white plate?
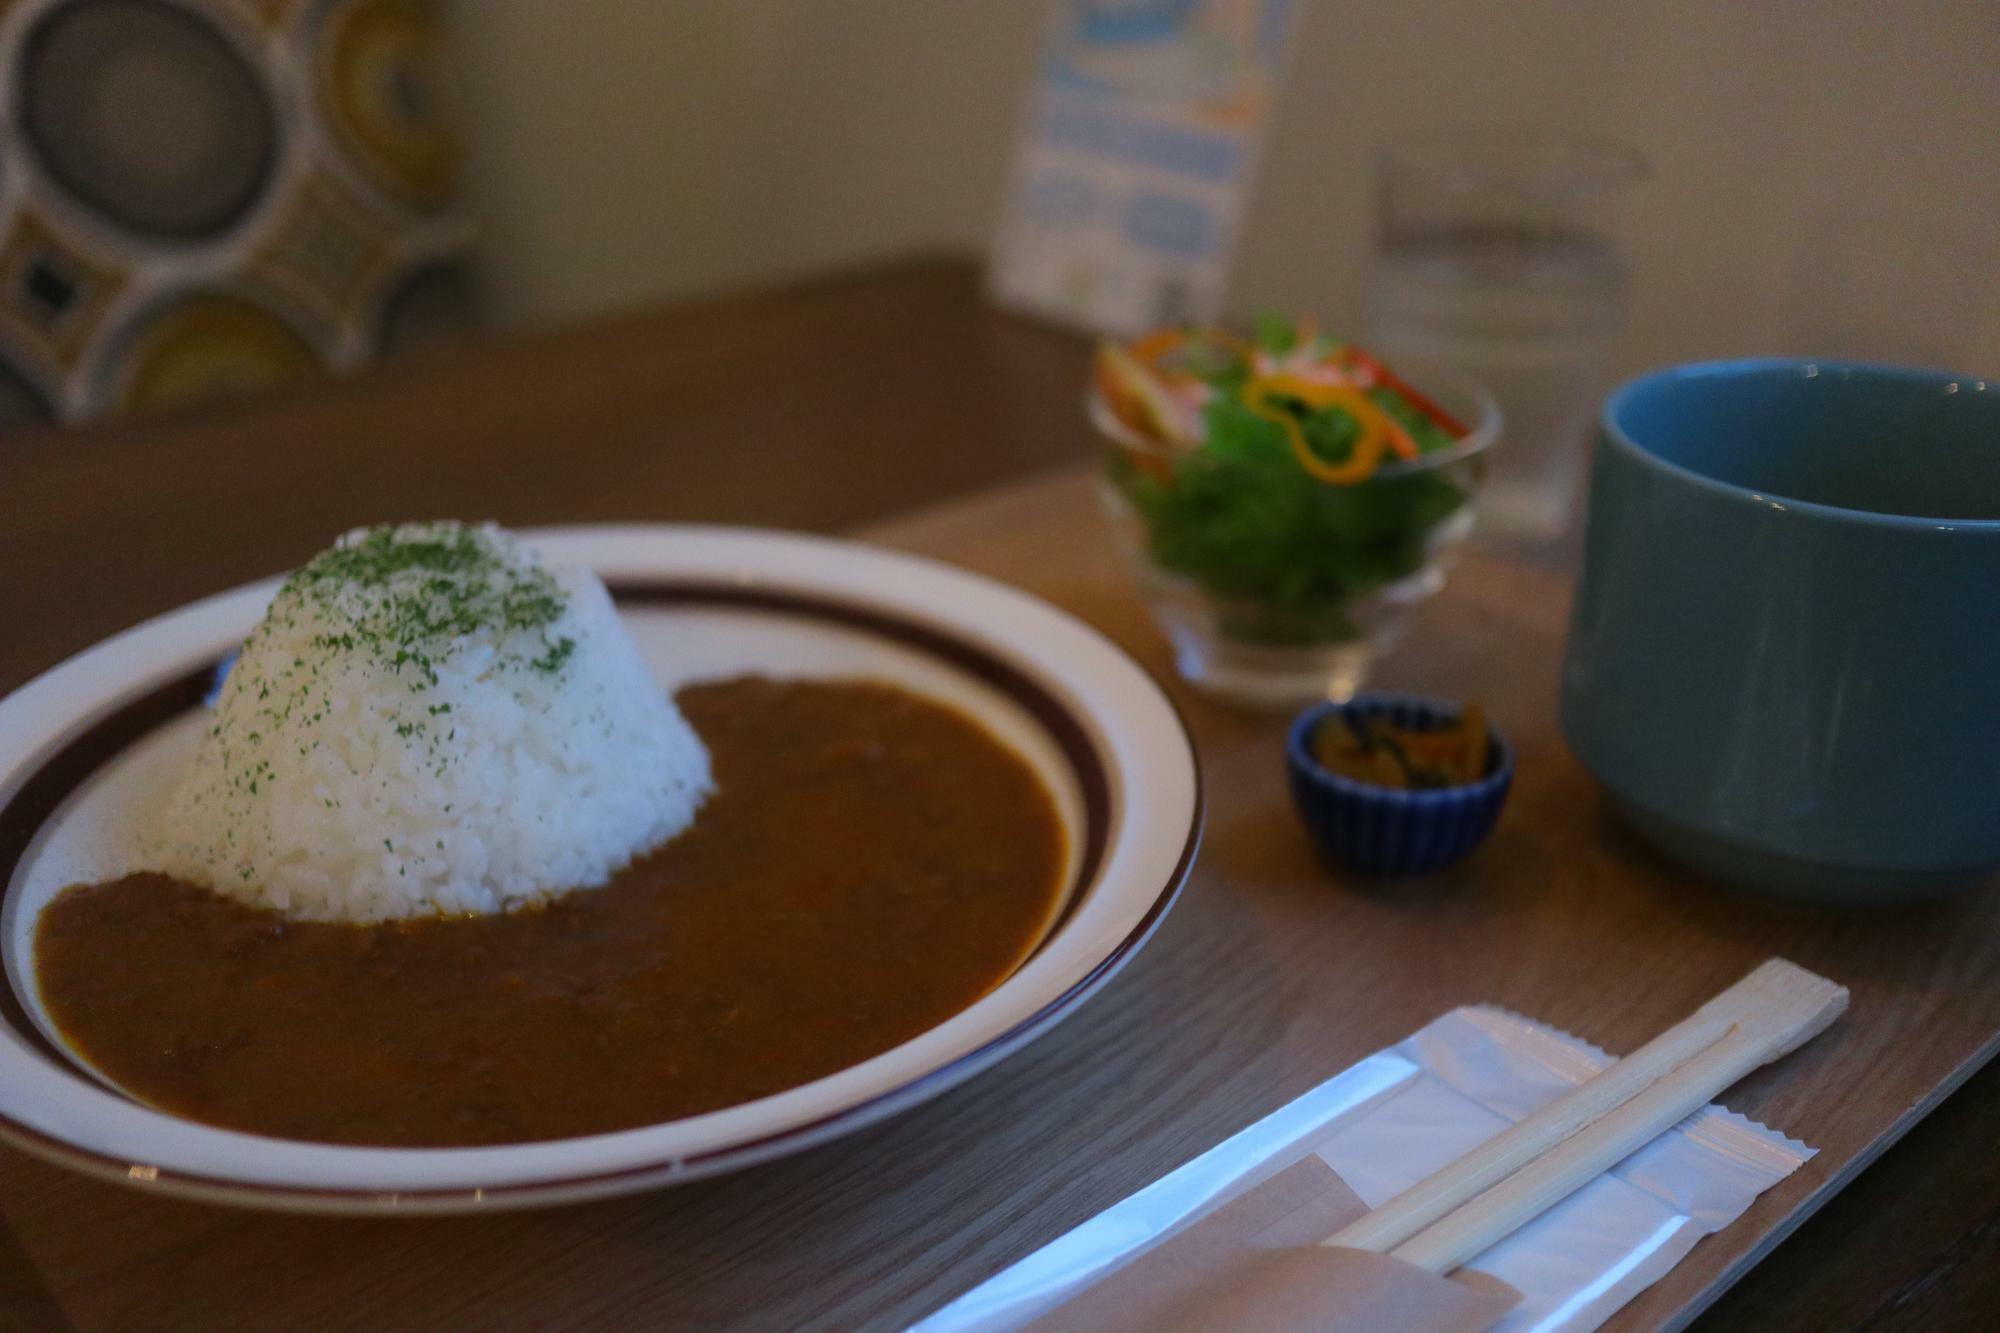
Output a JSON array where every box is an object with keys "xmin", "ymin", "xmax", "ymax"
[{"xmin": 0, "ymin": 526, "xmax": 1201, "ymax": 1213}]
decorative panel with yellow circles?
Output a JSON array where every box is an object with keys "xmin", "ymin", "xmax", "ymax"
[{"xmin": 0, "ymin": 0, "xmax": 478, "ymax": 433}]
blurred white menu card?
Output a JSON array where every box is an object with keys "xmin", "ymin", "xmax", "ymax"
[{"xmin": 989, "ymin": 0, "xmax": 1296, "ymax": 335}]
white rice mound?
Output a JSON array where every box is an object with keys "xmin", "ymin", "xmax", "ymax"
[{"xmin": 153, "ymin": 521, "xmax": 713, "ymax": 922}]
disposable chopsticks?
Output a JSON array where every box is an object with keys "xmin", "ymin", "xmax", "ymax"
[{"xmin": 1324, "ymin": 958, "xmax": 1848, "ymax": 1273}]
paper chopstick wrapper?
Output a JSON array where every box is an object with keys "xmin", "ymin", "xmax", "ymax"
[
  {"xmin": 1023, "ymin": 1157, "xmax": 1519, "ymax": 1333},
  {"xmin": 915, "ymin": 1006, "xmax": 1816, "ymax": 1333}
]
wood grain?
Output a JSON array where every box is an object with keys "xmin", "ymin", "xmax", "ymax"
[{"xmin": 1, "ymin": 257, "xmax": 1996, "ymax": 1331}]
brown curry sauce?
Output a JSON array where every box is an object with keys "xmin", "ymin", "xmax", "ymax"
[{"xmin": 32, "ymin": 678, "xmax": 1067, "ymax": 1147}]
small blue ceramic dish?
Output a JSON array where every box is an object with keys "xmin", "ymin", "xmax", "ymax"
[{"xmin": 1287, "ymin": 694, "xmax": 1514, "ymax": 878}]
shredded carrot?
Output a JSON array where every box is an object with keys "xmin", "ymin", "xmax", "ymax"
[
  {"xmin": 1128, "ymin": 328, "xmax": 1188, "ymax": 366},
  {"xmin": 1094, "ymin": 342, "xmax": 1193, "ymax": 454},
  {"xmin": 1339, "ymin": 347, "xmax": 1469, "ymax": 437}
]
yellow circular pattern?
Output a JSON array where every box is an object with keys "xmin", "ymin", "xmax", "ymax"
[
  {"xmin": 118, "ymin": 294, "xmax": 318, "ymax": 414},
  {"xmin": 319, "ymin": 0, "xmax": 460, "ymax": 209}
]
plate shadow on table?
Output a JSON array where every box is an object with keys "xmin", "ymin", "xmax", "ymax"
[{"xmin": 0, "ymin": 1210, "xmax": 67, "ymax": 1332}]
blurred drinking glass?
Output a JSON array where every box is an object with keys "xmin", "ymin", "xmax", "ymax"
[{"xmin": 1363, "ymin": 129, "xmax": 1646, "ymax": 550}]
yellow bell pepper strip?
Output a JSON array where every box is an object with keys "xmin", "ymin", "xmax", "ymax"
[
  {"xmin": 1257, "ymin": 373, "xmax": 1420, "ymax": 461},
  {"xmin": 1280, "ymin": 370, "xmax": 1424, "ymax": 460},
  {"xmin": 1241, "ymin": 374, "xmax": 1417, "ymax": 483}
]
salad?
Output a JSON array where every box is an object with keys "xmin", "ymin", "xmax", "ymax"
[{"xmin": 1093, "ymin": 316, "xmax": 1480, "ymax": 645}]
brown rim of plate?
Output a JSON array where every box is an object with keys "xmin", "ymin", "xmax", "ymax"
[{"xmin": 0, "ymin": 581, "xmax": 1204, "ymax": 1206}]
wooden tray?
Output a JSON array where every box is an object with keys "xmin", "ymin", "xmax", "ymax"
[
  {"xmin": 5, "ymin": 464, "xmax": 1997, "ymax": 1331},
  {"xmin": 859, "ymin": 467, "xmax": 2000, "ymax": 1331}
]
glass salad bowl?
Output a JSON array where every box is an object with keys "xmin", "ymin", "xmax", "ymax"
[{"xmin": 1091, "ymin": 326, "xmax": 1501, "ymax": 708}]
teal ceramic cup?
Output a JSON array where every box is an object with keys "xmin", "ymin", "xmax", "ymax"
[{"xmin": 1560, "ymin": 359, "xmax": 2000, "ymax": 901}]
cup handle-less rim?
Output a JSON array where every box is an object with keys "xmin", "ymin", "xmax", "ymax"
[{"xmin": 1598, "ymin": 358, "xmax": 2000, "ymax": 532}]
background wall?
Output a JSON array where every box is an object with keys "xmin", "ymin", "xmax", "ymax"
[{"xmin": 450, "ymin": 1, "xmax": 1999, "ymax": 375}]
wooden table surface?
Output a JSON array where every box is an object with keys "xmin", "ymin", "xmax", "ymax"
[{"xmin": 3, "ymin": 257, "xmax": 1998, "ymax": 1332}]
